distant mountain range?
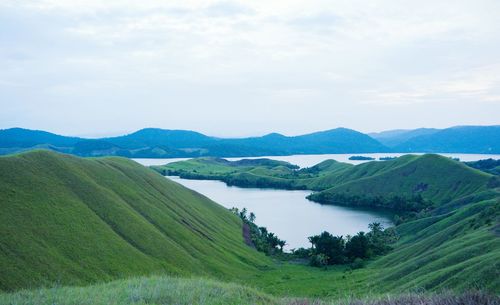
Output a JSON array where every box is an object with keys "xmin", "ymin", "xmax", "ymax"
[
  {"xmin": 0, "ymin": 125, "xmax": 499, "ymax": 158},
  {"xmin": 370, "ymin": 125, "xmax": 500, "ymax": 153}
]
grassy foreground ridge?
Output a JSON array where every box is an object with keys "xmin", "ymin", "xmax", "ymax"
[
  {"xmin": 0, "ymin": 275, "xmax": 498, "ymax": 305},
  {"xmin": 0, "ymin": 150, "xmax": 270, "ymax": 290}
]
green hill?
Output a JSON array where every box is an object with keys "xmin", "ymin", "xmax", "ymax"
[
  {"xmin": 310, "ymin": 154, "xmax": 495, "ymax": 206},
  {"xmin": 372, "ymin": 198, "xmax": 499, "ymax": 291},
  {"xmin": 0, "ymin": 150, "xmax": 269, "ymax": 291}
]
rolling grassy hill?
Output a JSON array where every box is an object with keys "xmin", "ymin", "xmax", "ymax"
[
  {"xmin": 372, "ymin": 198, "xmax": 499, "ymax": 291},
  {"xmin": 0, "ymin": 150, "xmax": 270, "ymax": 291},
  {"xmin": 310, "ymin": 154, "xmax": 495, "ymax": 205}
]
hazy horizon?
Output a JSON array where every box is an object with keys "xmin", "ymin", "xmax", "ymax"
[
  {"xmin": 1, "ymin": 1, "xmax": 500, "ymax": 137},
  {"xmin": 3, "ymin": 124, "xmax": 500, "ymax": 139}
]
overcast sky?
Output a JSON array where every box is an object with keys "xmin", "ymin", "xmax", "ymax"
[{"xmin": 1, "ymin": 0, "xmax": 499, "ymax": 137}]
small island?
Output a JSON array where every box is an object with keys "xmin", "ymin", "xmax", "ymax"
[{"xmin": 348, "ymin": 155, "xmax": 375, "ymax": 161}]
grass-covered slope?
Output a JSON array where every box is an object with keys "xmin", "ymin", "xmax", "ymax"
[
  {"xmin": 311, "ymin": 154, "xmax": 495, "ymax": 205},
  {"xmin": 152, "ymin": 157, "xmax": 314, "ymax": 189},
  {"xmin": 371, "ymin": 198, "xmax": 499, "ymax": 292},
  {"xmin": 0, "ymin": 150, "xmax": 269, "ymax": 291}
]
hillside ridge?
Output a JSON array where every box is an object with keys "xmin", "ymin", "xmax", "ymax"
[{"xmin": 0, "ymin": 150, "xmax": 269, "ymax": 291}]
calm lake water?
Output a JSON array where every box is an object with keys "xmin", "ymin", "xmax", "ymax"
[
  {"xmin": 166, "ymin": 176, "xmax": 393, "ymax": 250},
  {"xmin": 134, "ymin": 152, "xmax": 500, "ymax": 168}
]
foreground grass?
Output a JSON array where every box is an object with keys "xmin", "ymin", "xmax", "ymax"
[
  {"xmin": 0, "ymin": 276, "xmax": 278, "ymax": 305},
  {"xmin": 1, "ymin": 275, "xmax": 498, "ymax": 305}
]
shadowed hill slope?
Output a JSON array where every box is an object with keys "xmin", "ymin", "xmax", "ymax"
[{"xmin": 0, "ymin": 150, "xmax": 269, "ymax": 291}]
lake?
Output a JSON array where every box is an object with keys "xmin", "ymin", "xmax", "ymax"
[
  {"xmin": 166, "ymin": 176, "xmax": 393, "ymax": 250},
  {"xmin": 134, "ymin": 152, "xmax": 500, "ymax": 168}
]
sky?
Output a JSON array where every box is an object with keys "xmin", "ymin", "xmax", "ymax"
[{"xmin": 1, "ymin": 0, "xmax": 500, "ymax": 138}]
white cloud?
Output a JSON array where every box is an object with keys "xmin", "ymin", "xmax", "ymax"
[
  {"xmin": 361, "ymin": 64, "xmax": 500, "ymax": 106},
  {"xmin": 1, "ymin": 0, "xmax": 499, "ymax": 136}
]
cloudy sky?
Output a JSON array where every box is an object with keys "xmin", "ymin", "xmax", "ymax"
[{"xmin": 1, "ymin": 0, "xmax": 499, "ymax": 137}]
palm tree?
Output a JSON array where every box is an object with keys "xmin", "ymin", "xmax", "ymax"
[
  {"xmin": 308, "ymin": 235, "xmax": 319, "ymax": 249},
  {"xmin": 249, "ymin": 212, "xmax": 256, "ymax": 223},
  {"xmin": 239, "ymin": 207, "xmax": 247, "ymax": 220},
  {"xmin": 278, "ymin": 239, "xmax": 286, "ymax": 252}
]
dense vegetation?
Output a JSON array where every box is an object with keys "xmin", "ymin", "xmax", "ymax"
[
  {"xmin": 309, "ymin": 193, "xmax": 433, "ymax": 213},
  {"xmin": 349, "ymin": 156, "xmax": 375, "ymax": 160},
  {"xmin": 304, "ymin": 223, "xmax": 397, "ymax": 268},
  {"xmin": 230, "ymin": 208, "xmax": 287, "ymax": 254},
  {"xmin": 466, "ymin": 158, "xmax": 500, "ymax": 175},
  {"xmin": 230, "ymin": 207, "xmax": 396, "ymax": 268}
]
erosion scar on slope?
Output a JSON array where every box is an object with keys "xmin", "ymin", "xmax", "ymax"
[{"xmin": 242, "ymin": 223, "xmax": 255, "ymax": 248}]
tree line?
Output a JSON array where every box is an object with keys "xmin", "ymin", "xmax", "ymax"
[
  {"xmin": 229, "ymin": 207, "xmax": 286, "ymax": 255},
  {"xmin": 309, "ymin": 193, "xmax": 433, "ymax": 212},
  {"xmin": 293, "ymin": 223, "xmax": 398, "ymax": 268},
  {"xmin": 230, "ymin": 208, "xmax": 398, "ymax": 268}
]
